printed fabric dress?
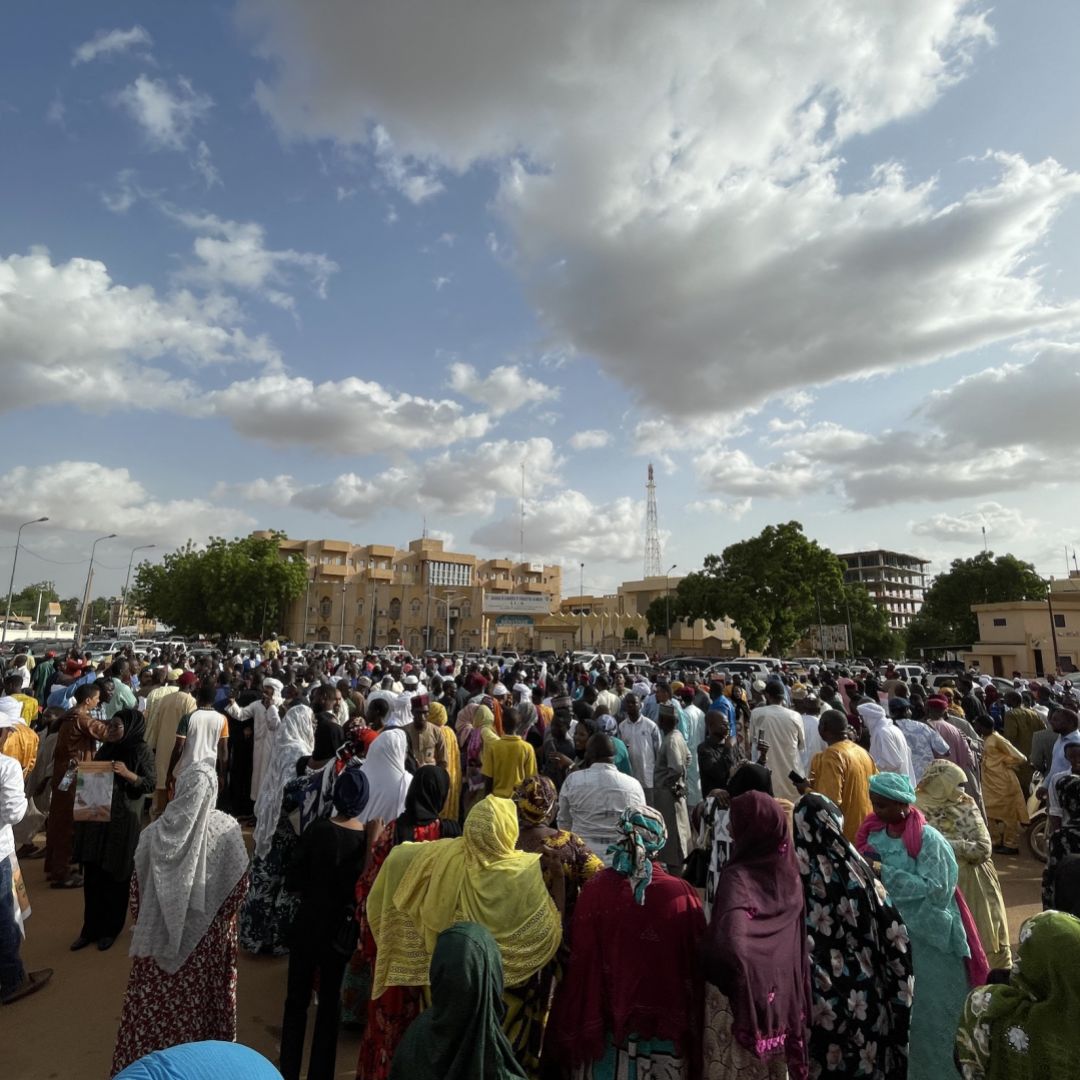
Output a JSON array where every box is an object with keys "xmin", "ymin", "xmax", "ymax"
[
  {"xmin": 238, "ymin": 774, "xmax": 307, "ymax": 955},
  {"xmin": 110, "ymin": 874, "xmax": 248, "ymax": 1076},
  {"xmin": 792, "ymin": 795, "xmax": 913, "ymax": 1080}
]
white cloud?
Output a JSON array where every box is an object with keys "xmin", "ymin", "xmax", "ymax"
[
  {"xmin": 46, "ymin": 94, "xmax": 66, "ymax": 127},
  {"xmin": 433, "ymin": 275, "xmax": 451, "ymax": 291},
  {"xmin": 471, "ymin": 489, "xmax": 645, "ymax": 563},
  {"xmin": 239, "ymin": 3, "xmax": 1080, "ymax": 417},
  {"xmin": 116, "ymin": 74, "xmax": 212, "ymax": 149},
  {"xmin": 101, "ymin": 169, "xmax": 140, "ymax": 214},
  {"xmin": 371, "ymin": 125, "xmax": 444, "ymax": 203},
  {"xmin": 0, "ymin": 247, "xmax": 276, "ymax": 414},
  {"xmin": 437, "ymin": 232, "xmax": 456, "ymax": 247},
  {"xmin": 168, "ymin": 210, "xmax": 337, "ymax": 309},
  {"xmin": 73, "ymin": 25, "xmax": 152, "ymax": 66},
  {"xmin": 447, "ymin": 362, "xmax": 559, "ymax": 415},
  {"xmin": 568, "ymin": 429, "xmax": 610, "ymax": 450},
  {"xmin": 0, "ymin": 461, "xmax": 253, "ymax": 543},
  {"xmin": 208, "ymin": 374, "xmax": 491, "ymax": 455},
  {"xmin": 910, "ymin": 501, "xmax": 1032, "ymax": 543},
  {"xmin": 687, "ymin": 497, "xmax": 753, "ymax": 520},
  {"xmin": 695, "ymin": 447, "xmax": 820, "ymax": 499},
  {"xmin": 192, "ymin": 141, "xmax": 222, "ymax": 188}
]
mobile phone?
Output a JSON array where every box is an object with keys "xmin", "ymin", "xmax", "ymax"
[{"xmin": 788, "ymin": 769, "xmax": 807, "ymax": 786}]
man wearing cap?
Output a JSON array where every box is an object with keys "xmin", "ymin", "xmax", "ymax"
[
  {"xmin": 618, "ymin": 692, "xmax": 662, "ymax": 805},
  {"xmin": 891, "ymin": 697, "xmax": 949, "ymax": 782},
  {"xmin": 403, "ymin": 694, "xmax": 447, "ymax": 769},
  {"xmin": 749, "ymin": 680, "xmax": 805, "ymax": 802},
  {"xmin": 0, "ymin": 711, "xmax": 52, "ymax": 1004},
  {"xmin": 150, "ymin": 672, "xmax": 199, "ymax": 817},
  {"xmin": 791, "ymin": 684, "xmax": 826, "ymax": 773}
]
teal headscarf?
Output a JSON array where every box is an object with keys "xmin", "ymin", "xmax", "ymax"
[
  {"xmin": 389, "ymin": 922, "xmax": 526, "ymax": 1080},
  {"xmin": 607, "ymin": 805, "xmax": 667, "ymax": 905},
  {"xmin": 869, "ymin": 771, "xmax": 917, "ymax": 805}
]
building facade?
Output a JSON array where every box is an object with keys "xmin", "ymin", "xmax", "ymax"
[
  {"xmin": 965, "ymin": 575, "xmax": 1080, "ymax": 677},
  {"xmin": 262, "ymin": 533, "xmax": 562, "ymax": 653},
  {"xmin": 838, "ymin": 549, "xmax": 929, "ymax": 631}
]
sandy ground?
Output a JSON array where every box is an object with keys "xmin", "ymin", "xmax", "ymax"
[{"xmin": 6, "ymin": 834, "xmax": 1043, "ymax": 1080}]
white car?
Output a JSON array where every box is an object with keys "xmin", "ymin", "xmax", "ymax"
[{"xmin": 617, "ymin": 650, "xmax": 650, "ymax": 665}]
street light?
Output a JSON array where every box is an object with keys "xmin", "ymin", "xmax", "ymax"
[
  {"xmin": 665, "ymin": 563, "xmax": 677, "ymax": 654},
  {"xmin": 76, "ymin": 533, "xmax": 117, "ymax": 647},
  {"xmin": 437, "ymin": 593, "xmax": 469, "ymax": 653},
  {"xmin": 579, "ymin": 562, "xmax": 585, "ymax": 650},
  {"xmin": 2, "ymin": 517, "xmax": 48, "ymax": 645},
  {"xmin": 116, "ymin": 544, "xmax": 155, "ymax": 634}
]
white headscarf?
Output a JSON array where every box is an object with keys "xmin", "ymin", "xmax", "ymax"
[
  {"xmin": 858, "ymin": 701, "xmax": 916, "ymax": 785},
  {"xmin": 359, "ymin": 727, "xmax": 412, "ymax": 823},
  {"xmin": 262, "ymin": 677, "xmax": 284, "ymax": 706},
  {"xmin": 252, "ymin": 704, "xmax": 314, "ymax": 858},
  {"xmin": 130, "ymin": 761, "xmax": 248, "ymax": 974}
]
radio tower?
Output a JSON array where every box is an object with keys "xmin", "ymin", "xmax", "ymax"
[{"xmin": 644, "ymin": 463, "xmax": 662, "ymax": 578}]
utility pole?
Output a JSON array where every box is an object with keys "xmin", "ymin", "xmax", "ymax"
[
  {"xmin": 2, "ymin": 516, "xmax": 48, "ymax": 645},
  {"xmin": 1048, "ymin": 580, "xmax": 1062, "ymax": 675},
  {"xmin": 77, "ymin": 533, "xmax": 116, "ymax": 647},
  {"xmin": 117, "ymin": 543, "xmax": 155, "ymax": 633},
  {"xmin": 665, "ymin": 563, "xmax": 677, "ymax": 654},
  {"xmin": 579, "ymin": 563, "xmax": 585, "ymax": 650}
]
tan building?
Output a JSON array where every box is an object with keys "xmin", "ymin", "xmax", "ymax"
[
  {"xmin": 965, "ymin": 575, "xmax": 1080, "ymax": 677},
  {"xmin": 838, "ymin": 549, "xmax": 928, "ymax": 630},
  {"xmin": 262, "ymin": 533, "xmax": 562, "ymax": 653}
]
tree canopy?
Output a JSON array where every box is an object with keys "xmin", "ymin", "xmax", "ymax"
[
  {"xmin": 6, "ymin": 580, "xmax": 59, "ymax": 618},
  {"xmin": 132, "ymin": 532, "xmax": 308, "ymax": 640},
  {"xmin": 907, "ymin": 551, "xmax": 1046, "ymax": 651}
]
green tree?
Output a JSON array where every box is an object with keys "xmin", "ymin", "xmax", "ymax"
[
  {"xmin": 821, "ymin": 583, "xmax": 904, "ymax": 660},
  {"xmin": 59, "ymin": 597, "xmax": 81, "ymax": 622},
  {"xmin": 645, "ymin": 595, "xmax": 682, "ymax": 638},
  {"xmin": 133, "ymin": 532, "xmax": 308, "ymax": 640},
  {"xmin": 693, "ymin": 522, "xmax": 845, "ymax": 655},
  {"xmin": 622, "ymin": 626, "xmax": 639, "ymax": 641},
  {"xmin": 907, "ymin": 551, "xmax": 1046, "ymax": 651},
  {"xmin": 8, "ymin": 580, "xmax": 60, "ymax": 619}
]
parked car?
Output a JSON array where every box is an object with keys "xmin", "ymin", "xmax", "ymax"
[
  {"xmin": 617, "ymin": 650, "xmax": 651, "ymax": 665},
  {"xmin": 659, "ymin": 656, "xmax": 714, "ymax": 673}
]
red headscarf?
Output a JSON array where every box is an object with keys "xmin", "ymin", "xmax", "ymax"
[{"xmin": 705, "ymin": 791, "xmax": 811, "ymax": 1080}]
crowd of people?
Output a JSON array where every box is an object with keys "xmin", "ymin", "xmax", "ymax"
[{"xmin": 1, "ymin": 637, "xmax": 1079, "ymax": 1077}]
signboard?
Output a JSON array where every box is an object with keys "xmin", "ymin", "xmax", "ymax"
[
  {"xmin": 495, "ymin": 615, "xmax": 534, "ymax": 627},
  {"xmin": 528, "ymin": 561, "xmax": 545, "ymax": 573},
  {"xmin": 483, "ymin": 593, "xmax": 551, "ymax": 615},
  {"xmin": 806, "ymin": 624, "xmax": 850, "ymax": 652}
]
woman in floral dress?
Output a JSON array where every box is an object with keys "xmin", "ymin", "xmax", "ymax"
[
  {"xmin": 792, "ymin": 793, "xmax": 913, "ymax": 1079},
  {"xmin": 111, "ymin": 761, "xmax": 249, "ymax": 1076}
]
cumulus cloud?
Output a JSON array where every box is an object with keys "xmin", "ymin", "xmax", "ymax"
[
  {"xmin": 73, "ymin": 25, "xmax": 152, "ymax": 66},
  {"xmin": 0, "ymin": 247, "xmax": 276, "ymax": 414},
  {"xmin": 116, "ymin": 74, "xmax": 212, "ymax": 149},
  {"xmin": 687, "ymin": 497, "xmax": 753, "ymax": 520},
  {"xmin": 208, "ymin": 374, "xmax": 491, "ymax": 455},
  {"xmin": 372, "ymin": 125, "xmax": 444, "ymax": 203},
  {"xmin": 568, "ymin": 429, "xmax": 610, "ymax": 450},
  {"xmin": 695, "ymin": 448, "xmax": 821, "ymax": 499},
  {"xmin": 447, "ymin": 362, "xmax": 558, "ymax": 415},
  {"xmin": 0, "ymin": 461, "xmax": 253, "ymax": 542},
  {"xmin": 471, "ymin": 489, "xmax": 645, "ymax": 563},
  {"xmin": 910, "ymin": 501, "xmax": 1032, "ymax": 543},
  {"xmin": 168, "ymin": 210, "xmax": 337, "ymax": 309},
  {"xmin": 238, "ymin": 2, "xmax": 1080, "ymax": 417}
]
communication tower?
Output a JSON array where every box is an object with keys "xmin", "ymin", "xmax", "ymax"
[{"xmin": 644, "ymin": 463, "xmax": 662, "ymax": 578}]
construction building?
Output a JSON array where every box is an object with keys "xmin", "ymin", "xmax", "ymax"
[
  {"xmin": 837, "ymin": 549, "xmax": 929, "ymax": 631},
  {"xmin": 261, "ymin": 533, "xmax": 564, "ymax": 653}
]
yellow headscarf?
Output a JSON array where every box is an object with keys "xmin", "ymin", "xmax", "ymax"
[
  {"xmin": 367, "ymin": 796, "xmax": 561, "ymax": 997},
  {"xmin": 915, "ymin": 760, "xmax": 969, "ymax": 810},
  {"xmin": 428, "ymin": 702, "xmax": 448, "ymax": 727},
  {"xmin": 427, "ymin": 701, "xmax": 461, "ymax": 820},
  {"xmin": 472, "ymin": 703, "xmax": 499, "ymax": 745}
]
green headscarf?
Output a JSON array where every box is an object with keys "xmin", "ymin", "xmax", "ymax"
[
  {"xmin": 389, "ymin": 922, "xmax": 526, "ymax": 1080},
  {"xmin": 868, "ymin": 771, "xmax": 917, "ymax": 805},
  {"xmin": 956, "ymin": 910, "xmax": 1080, "ymax": 1080}
]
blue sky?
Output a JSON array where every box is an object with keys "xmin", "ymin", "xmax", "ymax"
[{"xmin": 2, "ymin": 1, "xmax": 1079, "ymax": 601}]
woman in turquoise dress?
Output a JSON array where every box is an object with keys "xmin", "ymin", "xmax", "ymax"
[{"xmin": 855, "ymin": 771, "xmax": 984, "ymax": 1080}]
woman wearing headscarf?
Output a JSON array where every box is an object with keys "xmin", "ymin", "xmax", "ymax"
[
  {"xmin": 792, "ymin": 794, "xmax": 912, "ymax": 1079},
  {"xmin": 348, "ymin": 766, "xmax": 462, "ymax": 1074},
  {"xmin": 365, "ymin": 796, "xmax": 562, "ymax": 1078},
  {"xmin": 71, "ymin": 707, "xmax": 155, "ymax": 951},
  {"xmin": 239, "ymin": 703, "xmax": 315, "ymax": 955},
  {"xmin": 110, "ymin": 761, "xmax": 249, "ymax": 1076},
  {"xmin": 389, "ymin": 922, "xmax": 527, "ymax": 1080},
  {"xmin": 460, "ymin": 702, "xmax": 498, "ymax": 818},
  {"xmin": 955, "ymin": 909, "xmax": 1080, "ymax": 1080},
  {"xmin": 279, "ymin": 768, "xmax": 370, "ymax": 1080},
  {"xmin": 360, "ymin": 728, "xmax": 413, "ymax": 823},
  {"xmin": 916, "ymin": 760, "xmax": 1011, "ymax": 969},
  {"xmin": 549, "ymin": 805, "xmax": 706, "ymax": 1079},
  {"xmin": 427, "ymin": 701, "xmax": 462, "ymax": 820},
  {"xmin": 705, "ymin": 790, "xmax": 812, "ymax": 1080},
  {"xmin": 856, "ymin": 772, "xmax": 986, "ymax": 1080}
]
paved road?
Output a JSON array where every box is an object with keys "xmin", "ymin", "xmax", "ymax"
[{"xmin": 7, "ymin": 840, "xmax": 1044, "ymax": 1080}]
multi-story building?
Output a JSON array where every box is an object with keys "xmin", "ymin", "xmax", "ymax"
[
  {"xmin": 260, "ymin": 532, "xmax": 562, "ymax": 653},
  {"xmin": 837, "ymin": 549, "xmax": 929, "ymax": 631}
]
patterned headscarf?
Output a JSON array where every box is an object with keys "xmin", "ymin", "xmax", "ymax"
[
  {"xmin": 608, "ymin": 805, "xmax": 667, "ymax": 905},
  {"xmin": 512, "ymin": 774, "xmax": 557, "ymax": 826},
  {"xmin": 593, "ymin": 714, "xmax": 618, "ymax": 737}
]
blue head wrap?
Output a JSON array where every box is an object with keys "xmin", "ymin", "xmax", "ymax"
[{"xmin": 607, "ymin": 805, "xmax": 667, "ymax": 905}]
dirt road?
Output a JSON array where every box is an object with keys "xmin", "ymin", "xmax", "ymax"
[{"xmin": 6, "ymin": 840, "xmax": 1043, "ymax": 1079}]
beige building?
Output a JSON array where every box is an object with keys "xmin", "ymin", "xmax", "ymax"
[
  {"xmin": 838, "ymin": 549, "xmax": 928, "ymax": 630},
  {"xmin": 262, "ymin": 533, "xmax": 562, "ymax": 653},
  {"xmin": 965, "ymin": 575, "xmax": 1080, "ymax": 677}
]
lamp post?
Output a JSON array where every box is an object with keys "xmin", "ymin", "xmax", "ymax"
[
  {"xmin": 1048, "ymin": 580, "xmax": 1062, "ymax": 676},
  {"xmin": 77, "ymin": 533, "xmax": 117, "ymax": 647},
  {"xmin": 435, "ymin": 593, "xmax": 469, "ymax": 653},
  {"xmin": 339, "ymin": 580, "xmax": 347, "ymax": 647},
  {"xmin": 2, "ymin": 516, "xmax": 48, "ymax": 645},
  {"xmin": 579, "ymin": 563, "xmax": 585, "ymax": 650},
  {"xmin": 116, "ymin": 543, "xmax": 155, "ymax": 635},
  {"xmin": 665, "ymin": 563, "xmax": 677, "ymax": 655}
]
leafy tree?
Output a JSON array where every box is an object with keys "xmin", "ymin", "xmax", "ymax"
[
  {"xmin": 622, "ymin": 626, "xmax": 639, "ymax": 641},
  {"xmin": 7, "ymin": 580, "xmax": 60, "ymax": 618},
  {"xmin": 59, "ymin": 597, "xmax": 81, "ymax": 622},
  {"xmin": 907, "ymin": 551, "xmax": 1046, "ymax": 651},
  {"xmin": 133, "ymin": 532, "xmax": 308, "ymax": 641},
  {"xmin": 645, "ymin": 595, "xmax": 682, "ymax": 638},
  {"xmin": 821, "ymin": 583, "xmax": 905, "ymax": 660},
  {"xmin": 689, "ymin": 522, "xmax": 845, "ymax": 655}
]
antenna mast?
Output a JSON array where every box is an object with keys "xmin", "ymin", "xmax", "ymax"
[{"xmin": 644, "ymin": 463, "xmax": 662, "ymax": 577}]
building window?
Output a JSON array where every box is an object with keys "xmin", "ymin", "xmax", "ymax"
[
  {"xmin": 993, "ymin": 617, "xmax": 1007, "ymax": 627},
  {"xmin": 389, "ymin": 598, "xmax": 402, "ymax": 621},
  {"xmin": 319, "ymin": 596, "xmax": 332, "ymax": 619},
  {"xmin": 426, "ymin": 561, "xmax": 473, "ymax": 587},
  {"xmin": 1055, "ymin": 613, "xmax": 1067, "ymax": 628},
  {"xmin": 410, "ymin": 598, "xmax": 422, "ymax": 617},
  {"xmin": 355, "ymin": 600, "xmax": 364, "ymax": 615}
]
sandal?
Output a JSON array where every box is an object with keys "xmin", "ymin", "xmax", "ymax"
[{"xmin": 50, "ymin": 876, "xmax": 83, "ymax": 890}]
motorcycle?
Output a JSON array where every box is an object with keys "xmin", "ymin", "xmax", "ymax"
[{"xmin": 1024, "ymin": 771, "xmax": 1048, "ymax": 863}]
